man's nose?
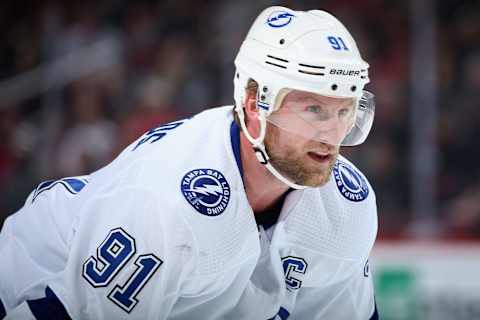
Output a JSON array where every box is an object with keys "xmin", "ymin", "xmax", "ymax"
[
  {"xmin": 312, "ymin": 127, "xmax": 344, "ymax": 144},
  {"xmin": 313, "ymin": 111, "xmax": 344, "ymax": 131},
  {"xmin": 310, "ymin": 117, "xmax": 346, "ymax": 145}
]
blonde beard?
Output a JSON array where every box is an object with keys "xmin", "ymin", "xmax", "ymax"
[{"xmin": 264, "ymin": 124, "xmax": 338, "ymax": 187}]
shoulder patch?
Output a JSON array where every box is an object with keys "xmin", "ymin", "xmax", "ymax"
[
  {"xmin": 333, "ymin": 160, "xmax": 369, "ymax": 202},
  {"xmin": 180, "ymin": 168, "xmax": 231, "ymax": 216}
]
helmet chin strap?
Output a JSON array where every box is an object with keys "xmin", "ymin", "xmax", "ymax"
[{"xmin": 236, "ymin": 104, "xmax": 308, "ymax": 190}]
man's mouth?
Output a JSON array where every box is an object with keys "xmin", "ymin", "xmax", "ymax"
[{"xmin": 307, "ymin": 151, "xmax": 332, "ymax": 163}]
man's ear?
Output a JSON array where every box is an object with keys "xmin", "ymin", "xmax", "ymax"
[
  {"xmin": 244, "ymin": 92, "xmax": 257, "ymax": 120},
  {"xmin": 243, "ymin": 91, "xmax": 261, "ymax": 135}
]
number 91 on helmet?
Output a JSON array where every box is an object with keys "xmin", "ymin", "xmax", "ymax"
[{"xmin": 234, "ymin": 6, "xmax": 375, "ymax": 147}]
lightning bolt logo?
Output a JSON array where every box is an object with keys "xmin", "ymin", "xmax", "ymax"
[
  {"xmin": 333, "ymin": 160, "xmax": 369, "ymax": 202},
  {"xmin": 185, "ymin": 184, "xmax": 223, "ymax": 196},
  {"xmin": 181, "ymin": 168, "xmax": 231, "ymax": 216},
  {"xmin": 341, "ymin": 167, "xmax": 364, "ymax": 192}
]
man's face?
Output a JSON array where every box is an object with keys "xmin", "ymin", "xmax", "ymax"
[{"xmin": 263, "ymin": 90, "xmax": 355, "ymax": 187}]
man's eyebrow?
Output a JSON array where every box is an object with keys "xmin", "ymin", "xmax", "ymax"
[
  {"xmin": 287, "ymin": 93, "xmax": 355, "ymax": 107},
  {"xmin": 289, "ymin": 95, "xmax": 326, "ymax": 104}
]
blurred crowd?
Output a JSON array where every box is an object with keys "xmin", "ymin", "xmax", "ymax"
[{"xmin": 0, "ymin": 0, "xmax": 479, "ymax": 239}]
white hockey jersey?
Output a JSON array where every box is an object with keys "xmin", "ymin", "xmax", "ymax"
[{"xmin": 0, "ymin": 106, "xmax": 378, "ymax": 320}]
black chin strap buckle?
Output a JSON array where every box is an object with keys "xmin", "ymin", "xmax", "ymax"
[{"xmin": 253, "ymin": 146, "xmax": 269, "ymax": 165}]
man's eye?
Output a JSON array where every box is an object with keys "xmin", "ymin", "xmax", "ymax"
[{"xmin": 306, "ymin": 106, "xmax": 320, "ymax": 113}]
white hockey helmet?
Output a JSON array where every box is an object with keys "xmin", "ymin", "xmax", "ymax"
[{"xmin": 233, "ymin": 6, "xmax": 374, "ymax": 188}]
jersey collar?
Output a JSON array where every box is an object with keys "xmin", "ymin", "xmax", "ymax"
[{"xmin": 230, "ymin": 121, "xmax": 244, "ymax": 180}]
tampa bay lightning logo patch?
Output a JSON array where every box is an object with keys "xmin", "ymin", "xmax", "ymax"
[
  {"xmin": 333, "ymin": 160, "xmax": 369, "ymax": 202},
  {"xmin": 181, "ymin": 168, "xmax": 231, "ymax": 216},
  {"xmin": 266, "ymin": 11, "xmax": 295, "ymax": 28}
]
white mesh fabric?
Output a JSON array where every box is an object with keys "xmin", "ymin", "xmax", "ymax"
[
  {"xmin": 158, "ymin": 106, "xmax": 260, "ymax": 276},
  {"xmin": 281, "ymin": 157, "xmax": 377, "ymax": 262}
]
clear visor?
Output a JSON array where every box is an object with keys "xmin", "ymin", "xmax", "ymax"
[{"xmin": 266, "ymin": 90, "xmax": 375, "ymax": 146}]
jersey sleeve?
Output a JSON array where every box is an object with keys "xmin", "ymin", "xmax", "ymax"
[
  {"xmin": 65, "ymin": 186, "xmax": 197, "ymax": 319},
  {"xmin": 1, "ymin": 184, "xmax": 197, "ymax": 320},
  {"xmin": 0, "ymin": 182, "xmax": 77, "ymax": 318}
]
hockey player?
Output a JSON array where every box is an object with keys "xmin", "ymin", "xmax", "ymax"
[{"xmin": 0, "ymin": 6, "xmax": 378, "ymax": 320}]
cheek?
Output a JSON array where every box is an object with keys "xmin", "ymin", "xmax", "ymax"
[
  {"xmin": 265, "ymin": 125, "xmax": 285, "ymax": 156},
  {"xmin": 268, "ymin": 125, "xmax": 289, "ymax": 148},
  {"xmin": 274, "ymin": 131, "xmax": 310, "ymax": 158},
  {"xmin": 245, "ymin": 114, "xmax": 262, "ymax": 138}
]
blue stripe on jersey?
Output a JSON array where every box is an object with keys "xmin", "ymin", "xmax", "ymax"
[
  {"xmin": 0, "ymin": 298, "xmax": 5, "ymax": 319},
  {"xmin": 277, "ymin": 307, "xmax": 290, "ymax": 319},
  {"xmin": 37, "ymin": 180, "xmax": 56, "ymax": 191},
  {"xmin": 61, "ymin": 178, "xmax": 88, "ymax": 193},
  {"xmin": 230, "ymin": 121, "xmax": 244, "ymax": 179},
  {"xmin": 369, "ymin": 301, "xmax": 379, "ymax": 320},
  {"xmin": 267, "ymin": 306, "xmax": 290, "ymax": 320},
  {"xmin": 32, "ymin": 177, "xmax": 88, "ymax": 203},
  {"xmin": 27, "ymin": 287, "xmax": 71, "ymax": 320}
]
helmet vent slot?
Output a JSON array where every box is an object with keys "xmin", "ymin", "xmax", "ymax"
[
  {"xmin": 266, "ymin": 55, "xmax": 289, "ymax": 63},
  {"xmin": 298, "ymin": 70, "xmax": 325, "ymax": 76},
  {"xmin": 265, "ymin": 61, "xmax": 287, "ymax": 69},
  {"xmin": 298, "ymin": 63, "xmax": 326, "ymax": 69},
  {"xmin": 298, "ymin": 63, "xmax": 326, "ymax": 76},
  {"xmin": 265, "ymin": 54, "xmax": 289, "ymax": 69}
]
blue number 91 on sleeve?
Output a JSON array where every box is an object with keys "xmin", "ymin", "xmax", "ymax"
[{"xmin": 82, "ymin": 228, "xmax": 163, "ymax": 313}]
